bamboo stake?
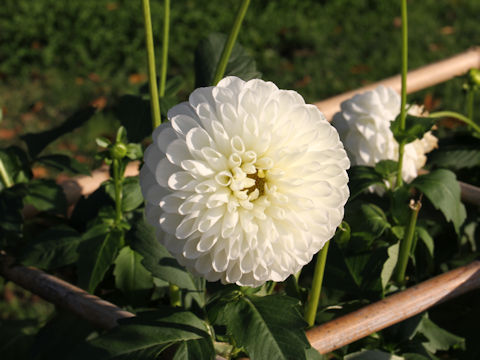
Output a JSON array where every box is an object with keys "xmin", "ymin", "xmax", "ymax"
[
  {"xmin": 0, "ymin": 253, "xmax": 135, "ymax": 329},
  {"xmin": 307, "ymin": 260, "xmax": 480, "ymax": 354},
  {"xmin": 2, "ymin": 254, "xmax": 478, "ymax": 358},
  {"xmin": 315, "ymin": 47, "xmax": 480, "ymax": 122}
]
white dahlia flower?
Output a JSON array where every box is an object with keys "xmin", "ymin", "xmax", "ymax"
[
  {"xmin": 332, "ymin": 85, "xmax": 438, "ymax": 184},
  {"xmin": 140, "ymin": 76, "xmax": 350, "ymax": 287}
]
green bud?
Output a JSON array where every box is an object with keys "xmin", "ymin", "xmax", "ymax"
[
  {"xmin": 110, "ymin": 143, "xmax": 127, "ymax": 159},
  {"xmin": 468, "ymin": 68, "xmax": 480, "ymax": 88}
]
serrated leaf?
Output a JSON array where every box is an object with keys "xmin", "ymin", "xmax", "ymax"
[
  {"xmin": 129, "ymin": 219, "xmax": 205, "ymax": 306},
  {"xmin": 381, "ymin": 242, "xmax": 399, "ymax": 289},
  {"xmin": 24, "ymin": 179, "xmax": 67, "ymax": 213},
  {"xmin": 375, "ymin": 159, "xmax": 398, "ymax": 180},
  {"xmin": 172, "ymin": 338, "xmax": 215, "ymax": 360},
  {"xmin": 77, "ymin": 225, "xmax": 123, "ymax": 293},
  {"xmin": 390, "ymin": 113, "xmax": 436, "ymax": 144},
  {"xmin": 347, "ymin": 166, "xmax": 384, "ymax": 199},
  {"xmin": 360, "ymin": 203, "xmax": 391, "ymax": 238},
  {"xmin": 21, "ymin": 226, "xmax": 83, "ymax": 269},
  {"xmin": 345, "ymin": 349, "xmax": 404, "ymax": 360},
  {"xmin": 69, "ymin": 310, "xmax": 209, "ymax": 360},
  {"xmin": 113, "ymin": 246, "xmax": 153, "ymax": 299},
  {"xmin": 36, "ymin": 154, "xmax": 90, "ymax": 175},
  {"xmin": 224, "ymin": 294, "xmax": 309, "ymax": 360},
  {"xmin": 21, "ymin": 107, "xmax": 96, "ymax": 157},
  {"xmin": 417, "ymin": 316, "xmax": 465, "ymax": 353},
  {"xmin": 194, "ymin": 33, "xmax": 261, "ymax": 87},
  {"xmin": 411, "ymin": 169, "xmax": 466, "ymax": 233},
  {"xmin": 427, "ymin": 134, "xmax": 480, "ymax": 170}
]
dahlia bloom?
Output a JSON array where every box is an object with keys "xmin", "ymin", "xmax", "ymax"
[
  {"xmin": 332, "ymin": 85, "xmax": 438, "ymax": 183},
  {"xmin": 140, "ymin": 76, "xmax": 350, "ymax": 287}
]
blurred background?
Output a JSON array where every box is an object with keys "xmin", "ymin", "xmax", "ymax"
[{"xmin": 0, "ymin": 0, "xmax": 479, "ymax": 157}]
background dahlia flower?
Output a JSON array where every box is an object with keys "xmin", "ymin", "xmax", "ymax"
[
  {"xmin": 140, "ymin": 76, "xmax": 350, "ymax": 287},
  {"xmin": 332, "ymin": 85, "xmax": 438, "ymax": 184}
]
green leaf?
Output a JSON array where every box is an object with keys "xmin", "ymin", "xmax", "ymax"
[
  {"xmin": 129, "ymin": 219, "xmax": 205, "ymax": 306},
  {"xmin": 416, "ymin": 226, "xmax": 434, "ymax": 257},
  {"xmin": 0, "ymin": 319, "xmax": 38, "ymax": 360},
  {"xmin": 0, "ymin": 185, "xmax": 25, "ymax": 236},
  {"xmin": 21, "ymin": 226, "xmax": 83, "ymax": 269},
  {"xmin": 427, "ymin": 135, "xmax": 480, "ymax": 170},
  {"xmin": 390, "ymin": 113, "xmax": 436, "ymax": 144},
  {"xmin": 347, "ymin": 166, "xmax": 384, "ymax": 199},
  {"xmin": 21, "ymin": 107, "xmax": 96, "ymax": 157},
  {"xmin": 69, "ymin": 310, "xmax": 209, "ymax": 360},
  {"xmin": 305, "ymin": 348, "xmax": 326, "ymax": 360},
  {"xmin": 24, "ymin": 179, "xmax": 67, "ymax": 213},
  {"xmin": 417, "ymin": 316, "xmax": 465, "ymax": 353},
  {"xmin": 105, "ymin": 177, "xmax": 143, "ymax": 212},
  {"xmin": 77, "ymin": 225, "xmax": 123, "ymax": 293},
  {"xmin": 113, "ymin": 95, "xmax": 152, "ymax": 143},
  {"xmin": 375, "ymin": 160, "xmax": 398, "ymax": 180},
  {"xmin": 345, "ymin": 350, "xmax": 404, "ymax": 360},
  {"xmin": 0, "ymin": 146, "xmax": 31, "ymax": 189},
  {"xmin": 113, "ymin": 246, "xmax": 153, "ymax": 300},
  {"xmin": 381, "ymin": 242, "xmax": 399, "ymax": 289},
  {"xmin": 194, "ymin": 33, "xmax": 261, "ymax": 88},
  {"xmin": 359, "ymin": 203, "xmax": 391, "ymax": 238},
  {"xmin": 224, "ymin": 294, "xmax": 309, "ymax": 360},
  {"xmin": 172, "ymin": 338, "xmax": 215, "ymax": 360},
  {"xmin": 36, "ymin": 154, "xmax": 90, "ymax": 175},
  {"xmin": 411, "ymin": 169, "xmax": 466, "ymax": 233}
]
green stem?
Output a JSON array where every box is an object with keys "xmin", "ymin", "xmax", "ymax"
[
  {"xmin": 142, "ymin": 0, "xmax": 161, "ymax": 129},
  {"xmin": 466, "ymin": 89, "xmax": 475, "ymax": 127},
  {"xmin": 0, "ymin": 158, "xmax": 13, "ymax": 188},
  {"xmin": 395, "ymin": 0, "xmax": 408, "ymax": 189},
  {"xmin": 112, "ymin": 158, "xmax": 123, "ymax": 225},
  {"xmin": 169, "ymin": 284, "xmax": 181, "ymax": 307},
  {"xmin": 304, "ymin": 241, "xmax": 330, "ymax": 327},
  {"xmin": 212, "ymin": 0, "xmax": 251, "ymax": 85},
  {"xmin": 159, "ymin": 0, "xmax": 170, "ymax": 98},
  {"xmin": 394, "ymin": 199, "xmax": 421, "ymax": 284},
  {"xmin": 429, "ymin": 110, "xmax": 480, "ymax": 134}
]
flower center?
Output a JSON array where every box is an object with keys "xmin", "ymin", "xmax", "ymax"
[{"xmin": 245, "ymin": 169, "xmax": 266, "ymax": 197}]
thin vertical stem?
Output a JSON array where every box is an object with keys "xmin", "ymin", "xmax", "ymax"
[
  {"xmin": 0, "ymin": 159, "xmax": 13, "ymax": 188},
  {"xmin": 395, "ymin": 0, "xmax": 408, "ymax": 189},
  {"xmin": 112, "ymin": 158, "xmax": 123, "ymax": 225},
  {"xmin": 394, "ymin": 199, "xmax": 421, "ymax": 284},
  {"xmin": 466, "ymin": 89, "xmax": 474, "ymax": 126},
  {"xmin": 305, "ymin": 241, "xmax": 330, "ymax": 328},
  {"xmin": 142, "ymin": 0, "xmax": 161, "ymax": 129},
  {"xmin": 159, "ymin": 0, "xmax": 170, "ymax": 98},
  {"xmin": 212, "ymin": 0, "xmax": 251, "ymax": 85}
]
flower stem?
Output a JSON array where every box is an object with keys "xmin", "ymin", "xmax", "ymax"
[
  {"xmin": 0, "ymin": 158, "xmax": 13, "ymax": 188},
  {"xmin": 142, "ymin": 0, "xmax": 161, "ymax": 129},
  {"xmin": 159, "ymin": 0, "xmax": 170, "ymax": 98},
  {"xmin": 466, "ymin": 89, "xmax": 475, "ymax": 128},
  {"xmin": 304, "ymin": 241, "xmax": 330, "ymax": 328},
  {"xmin": 429, "ymin": 110, "xmax": 480, "ymax": 134},
  {"xmin": 212, "ymin": 0, "xmax": 251, "ymax": 85},
  {"xmin": 394, "ymin": 199, "xmax": 421, "ymax": 284},
  {"xmin": 112, "ymin": 158, "xmax": 123, "ymax": 225},
  {"xmin": 395, "ymin": 0, "xmax": 408, "ymax": 189}
]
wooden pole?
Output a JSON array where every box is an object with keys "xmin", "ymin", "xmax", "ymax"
[
  {"xmin": 306, "ymin": 261, "xmax": 480, "ymax": 354},
  {"xmin": 315, "ymin": 47, "xmax": 480, "ymax": 122},
  {"xmin": 0, "ymin": 253, "xmax": 135, "ymax": 329}
]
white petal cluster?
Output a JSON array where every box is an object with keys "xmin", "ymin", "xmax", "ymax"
[
  {"xmin": 332, "ymin": 85, "xmax": 438, "ymax": 183},
  {"xmin": 140, "ymin": 76, "xmax": 350, "ymax": 287}
]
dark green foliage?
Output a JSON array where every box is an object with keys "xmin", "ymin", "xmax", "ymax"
[
  {"xmin": 390, "ymin": 114, "xmax": 436, "ymax": 144},
  {"xmin": 222, "ymin": 294, "xmax": 310, "ymax": 360},
  {"xmin": 23, "ymin": 179, "xmax": 67, "ymax": 214},
  {"xmin": 21, "ymin": 107, "xmax": 96, "ymax": 158},
  {"xmin": 35, "ymin": 154, "xmax": 90, "ymax": 175},
  {"xmin": 194, "ymin": 32, "xmax": 261, "ymax": 87}
]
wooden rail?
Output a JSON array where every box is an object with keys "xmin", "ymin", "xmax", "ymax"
[
  {"xmin": 314, "ymin": 47, "xmax": 480, "ymax": 121},
  {"xmin": 1, "ymin": 253, "xmax": 478, "ymax": 356}
]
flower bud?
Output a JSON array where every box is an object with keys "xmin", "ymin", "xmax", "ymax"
[{"xmin": 110, "ymin": 143, "xmax": 127, "ymax": 159}]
